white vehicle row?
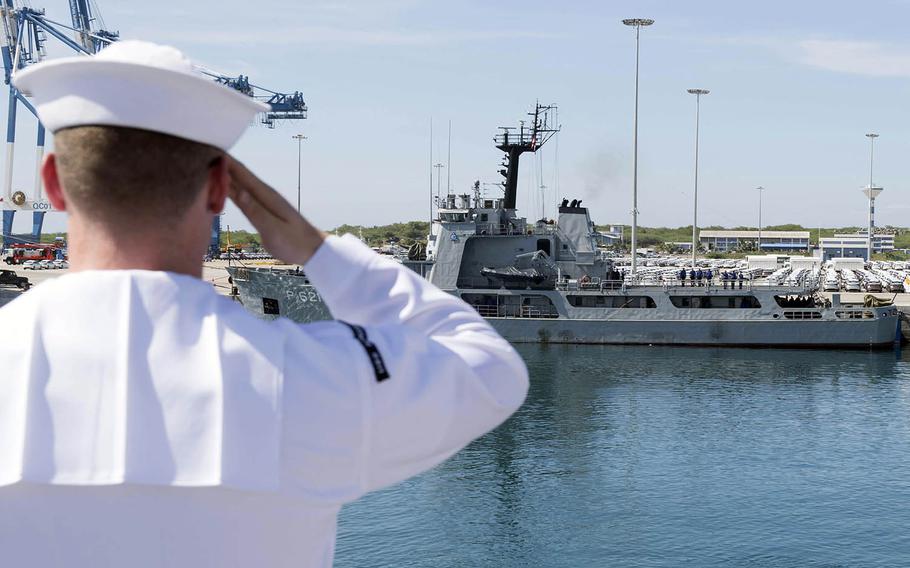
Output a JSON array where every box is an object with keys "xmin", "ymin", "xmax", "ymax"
[
  {"xmin": 784, "ymin": 268, "xmax": 817, "ymax": 288},
  {"xmin": 610, "ymin": 254, "xmax": 910, "ymax": 293},
  {"xmin": 841, "ymin": 270, "xmax": 862, "ymax": 292},
  {"xmin": 619, "ymin": 265, "xmax": 760, "ymax": 285},
  {"xmin": 819, "ymin": 265, "xmax": 896, "ymax": 293},
  {"xmin": 855, "ymin": 270, "xmax": 883, "ymax": 292},
  {"xmin": 763, "ymin": 266, "xmax": 820, "ymax": 288},
  {"xmin": 22, "ymin": 259, "xmax": 68, "ymax": 270},
  {"xmin": 870, "ymin": 268, "xmax": 903, "ymax": 292},
  {"xmin": 217, "ymin": 251, "xmax": 272, "ymax": 260},
  {"xmin": 636, "ymin": 258, "xmax": 748, "ymax": 270}
]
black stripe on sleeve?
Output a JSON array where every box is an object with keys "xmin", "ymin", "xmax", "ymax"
[{"xmin": 340, "ymin": 322, "xmax": 390, "ymax": 382}]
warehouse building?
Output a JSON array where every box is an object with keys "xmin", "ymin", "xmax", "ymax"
[
  {"xmin": 819, "ymin": 233, "xmax": 893, "ymax": 261},
  {"xmin": 698, "ymin": 230, "xmax": 810, "ymax": 253},
  {"xmin": 833, "ymin": 232, "xmax": 894, "ymax": 253},
  {"xmin": 593, "ymin": 225, "xmax": 624, "ymax": 247}
]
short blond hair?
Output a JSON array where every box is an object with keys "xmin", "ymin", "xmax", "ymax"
[{"xmin": 54, "ymin": 126, "xmax": 222, "ymax": 225}]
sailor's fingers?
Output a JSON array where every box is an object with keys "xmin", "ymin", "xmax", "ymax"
[
  {"xmin": 228, "ymin": 182, "xmax": 279, "ymax": 231},
  {"xmin": 228, "ymin": 185, "xmax": 299, "ymax": 262},
  {"xmin": 227, "ymin": 171, "xmax": 293, "ymax": 235},
  {"xmin": 227, "ymin": 166, "xmax": 304, "ymax": 262},
  {"xmin": 227, "ymin": 157, "xmax": 296, "ymax": 223},
  {"xmin": 225, "ymin": 156, "xmax": 325, "ymax": 264}
]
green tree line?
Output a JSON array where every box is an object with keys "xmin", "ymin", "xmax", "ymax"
[{"xmin": 37, "ymin": 222, "xmax": 910, "ymax": 250}]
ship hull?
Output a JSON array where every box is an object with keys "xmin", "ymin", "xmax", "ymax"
[
  {"xmin": 486, "ymin": 317, "xmax": 898, "ymax": 348},
  {"xmin": 228, "ymin": 266, "xmax": 333, "ymax": 322},
  {"xmin": 226, "ymin": 267, "xmax": 900, "ymax": 349}
]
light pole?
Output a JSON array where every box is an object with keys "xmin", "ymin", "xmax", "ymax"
[
  {"xmin": 292, "ymin": 134, "xmax": 307, "ymax": 213},
  {"xmin": 622, "ymin": 17, "xmax": 654, "ymax": 276},
  {"xmin": 756, "ymin": 186, "xmax": 764, "ymax": 253},
  {"xmin": 863, "ymin": 133, "xmax": 883, "ymax": 261},
  {"xmin": 687, "ymin": 88, "xmax": 708, "ymax": 268}
]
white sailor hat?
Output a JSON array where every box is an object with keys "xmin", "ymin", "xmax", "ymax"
[{"xmin": 13, "ymin": 40, "xmax": 269, "ymax": 151}]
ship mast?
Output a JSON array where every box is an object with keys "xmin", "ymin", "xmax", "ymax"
[{"xmin": 495, "ymin": 103, "xmax": 559, "ymax": 210}]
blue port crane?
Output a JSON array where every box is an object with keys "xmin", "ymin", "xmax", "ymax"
[
  {"xmin": 0, "ymin": 0, "xmax": 307, "ymax": 255},
  {"xmin": 67, "ymin": 0, "xmax": 117, "ymax": 53}
]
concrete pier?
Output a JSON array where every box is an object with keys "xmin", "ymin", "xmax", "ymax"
[{"xmin": 0, "ymin": 260, "xmax": 242, "ymax": 308}]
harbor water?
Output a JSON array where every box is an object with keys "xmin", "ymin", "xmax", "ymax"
[{"xmin": 335, "ymin": 345, "xmax": 910, "ymax": 567}]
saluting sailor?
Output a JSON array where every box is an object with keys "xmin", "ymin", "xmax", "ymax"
[{"xmin": 0, "ymin": 41, "xmax": 529, "ymax": 567}]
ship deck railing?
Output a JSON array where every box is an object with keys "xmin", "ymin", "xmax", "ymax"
[
  {"xmin": 834, "ymin": 309, "xmax": 877, "ymax": 319},
  {"xmin": 555, "ymin": 278, "xmax": 816, "ymax": 295},
  {"xmin": 473, "ymin": 223, "xmax": 556, "ymax": 237},
  {"xmin": 469, "ymin": 304, "xmax": 559, "ymax": 319}
]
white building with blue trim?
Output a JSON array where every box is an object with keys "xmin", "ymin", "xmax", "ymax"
[
  {"xmin": 699, "ymin": 230, "xmax": 810, "ymax": 253},
  {"xmin": 819, "ymin": 232, "xmax": 895, "ymax": 260}
]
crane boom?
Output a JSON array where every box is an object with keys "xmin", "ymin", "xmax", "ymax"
[
  {"xmin": 1, "ymin": 1, "xmax": 308, "ymax": 253},
  {"xmin": 68, "ymin": 0, "xmax": 91, "ymax": 51},
  {"xmin": 206, "ymin": 72, "xmax": 308, "ymax": 127}
]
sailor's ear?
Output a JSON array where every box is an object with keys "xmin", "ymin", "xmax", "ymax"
[
  {"xmin": 42, "ymin": 153, "xmax": 67, "ymax": 212},
  {"xmin": 206, "ymin": 155, "xmax": 229, "ymax": 215}
]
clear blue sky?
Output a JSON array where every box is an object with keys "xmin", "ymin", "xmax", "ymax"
[{"xmin": 7, "ymin": 0, "xmax": 910, "ymax": 234}]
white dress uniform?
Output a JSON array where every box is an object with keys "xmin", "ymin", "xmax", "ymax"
[{"xmin": 0, "ymin": 234, "xmax": 529, "ymax": 567}]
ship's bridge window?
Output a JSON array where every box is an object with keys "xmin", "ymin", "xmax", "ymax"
[
  {"xmin": 567, "ymin": 295, "xmax": 656, "ymax": 308},
  {"xmin": 670, "ymin": 296, "xmax": 761, "ymax": 309},
  {"xmin": 441, "ymin": 213, "xmax": 468, "ymax": 222}
]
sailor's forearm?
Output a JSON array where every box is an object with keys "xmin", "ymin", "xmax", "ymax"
[{"xmin": 304, "ymin": 234, "xmax": 488, "ymax": 331}]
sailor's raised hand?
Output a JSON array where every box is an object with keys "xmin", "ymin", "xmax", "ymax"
[{"xmin": 227, "ymin": 157, "xmax": 325, "ymax": 265}]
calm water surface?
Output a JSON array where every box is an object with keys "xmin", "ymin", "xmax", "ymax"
[{"xmin": 335, "ymin": 345, "xmax": 910, "ymax": 567}]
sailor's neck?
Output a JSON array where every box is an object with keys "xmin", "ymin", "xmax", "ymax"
[
  {"xmin": 69, "ymin": 257, "xmax": 202, "ymax": 278},
  {"xmin": 66, "ymin": 225, "xmax": 203, "ymax": 279}
]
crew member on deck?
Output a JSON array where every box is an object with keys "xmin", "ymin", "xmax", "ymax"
[{"xmin": 0, "ymin": 41, "xmax": 529, "ymax": 568}]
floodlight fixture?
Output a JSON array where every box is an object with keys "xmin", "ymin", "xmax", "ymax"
[{"xmin": 623, "ymin": 18, "xmax": 654, "ymax": 26}]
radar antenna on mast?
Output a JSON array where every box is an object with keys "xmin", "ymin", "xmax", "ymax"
[{"xmin": 494, "ymin": 102, "xmax": 559, "ymax": 210}]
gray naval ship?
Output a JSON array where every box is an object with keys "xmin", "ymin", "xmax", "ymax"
[{"xmin": 227, "ymin": 104, "xmax": 900, "ymax": 348}]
